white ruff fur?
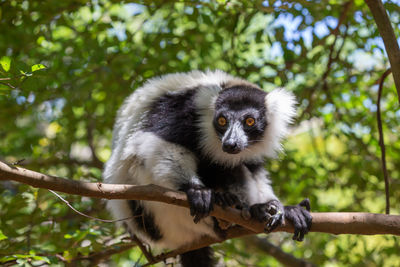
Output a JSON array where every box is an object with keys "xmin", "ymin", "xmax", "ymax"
[{"xmin": 103, "ymin": 70, "xmax": 296, "ymax": 249}]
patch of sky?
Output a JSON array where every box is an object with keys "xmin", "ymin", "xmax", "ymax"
[
  {"xmin": 16, "ymin": 96, "xmax": 26, "ymax": 105},
  {"xmin": 363, "ymin": 98, "xmax": 377, "ymax": 112},
  {"xmin": 324, "ymin": 16, "xmax": 338, "ymax": 29},
  {"xmin": 142, "ymin": 14, "xmax": 170, "ymax": 34},
  {"xmin": 124, "ymin": 3, "xmax": 145, "ymax": 16},
  {"xmin": 348, "ymin": 49, "xmax": 382, "ymax": 71},
  {"xmin": 382, "ymin": 0, "xmax": 400, "ymax": 3},
  {"xmin": 184, "ymin": 6, "xmax": 194, "ymax": 15},
  {"xmin": 320, "ymin": 103, "xmax": 335, "ymax": 114},
  {"xmin": 349, "ymin": 76, "xmax": 357, "ymax": 83},
  {"xmin": 160, "ymin": 40, "xmax": 166, "ymax": 49},
  {"xmin": 302, "ymin": 26, "xmax": 313, "ymax": 48},
  {"xmin": 333, "ymin": 70, "xmax": 345, "ymax": 78},
  {"xmin": 38, "ymin": 98, "xmax": 66, "ymax": 121},
  {"xmin": 354, "ymin": 11, "xmax": 364, "ymax": 24},
  {"xmin": 272, "ymin": 13, "xmax": 314, "ymax": 49},
  {"xmin": 273, "ymin": 13, "xmax": 302, "ymax": 42},
  {"xmin": 314, "ymin": 21, "xmax": 329, "ymax": 38},
  {"xmin": 92, "ymin": 3, "xmax": 102, "ymax": 21},
  {"xmin": 294, "ymin": 3, "xmax": 302, "ymax": 11},
  {"xmin": 341, "ymin": 93, "xmax": 350, "ymax": 102},
  {"xmin": 11, "ymin": 90, "xmax": 32, "ymax": 105},
  {"xmin": 353, "ymin": 122, "xmax": 371, "ymax": 136},
  {"xmin": 108, "ymin": 22, "xmax": 127, "ymax": 41},
  {"xmin": 340, "ymin": 123, "xmax": 351, "ymax": 134},
  {"xmin": 269, "ymin": 42, "xmax": 283, "ymax": 58}
]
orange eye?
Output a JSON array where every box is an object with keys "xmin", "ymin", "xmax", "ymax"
[
  {"xmin": 218, "ymin": 117, "xmax": 227, "ymax": 126},
  {"xmin": 246, "ymin": 117, "xmax": 255, "ymax": 126}
]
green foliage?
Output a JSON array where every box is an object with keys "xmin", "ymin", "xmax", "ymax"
[{"xmin": 1, "ymin": 0, "xmax": 399, "ymax": 265}]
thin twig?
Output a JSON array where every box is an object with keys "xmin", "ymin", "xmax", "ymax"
[
  {"xmin": 48, "ymin": 189, "xmax": 139, "ymax": 223},
  {"xmin": 131, "ymin": 234, "xmax": 155, "ymax": 264},
  {"xmin": 73, "ymin": 242, "xmax": 137, "ymax": 265},
  {"xmin": 0, "ymin": 81, "xmax": 16, "ymax": 89},
  {"xmin": 376, "ymin": 68, "xmax": 392, "ymax": 214}
]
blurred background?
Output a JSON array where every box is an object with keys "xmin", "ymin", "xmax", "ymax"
[{"xmin": 0, "ymin": 0, "xmax": 399, "ymax": 266}]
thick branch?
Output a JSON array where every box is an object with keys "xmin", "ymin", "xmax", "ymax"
[
  {"xmin": 365, "ymin": 0, "xmax": 400, "ymax": 102},
  {"xmin": 1, "ymin": 160, "xmax": 400, "ymax": 237}
]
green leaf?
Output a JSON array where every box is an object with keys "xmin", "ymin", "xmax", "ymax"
[
  {"xmin": 31, "ymin": 64, "xmax": 46, "ymax": 72},
  {"xmin": 0, "ymin": 230, "xmax": 7, "ymax": 241},
  {"xmin": 0, "ymin": 56, "xmax": 11, "ymax": 72}
]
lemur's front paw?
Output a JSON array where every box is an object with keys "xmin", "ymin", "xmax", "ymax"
[
  {"xmin": 215, "ymin": 191, "xmax": 241, "ymax": 208},
  {"xmin": 184, "ymin": 184, "xmax": 214, "ymax": 224},
  {"xmin": 284, "ymin": 198, "xmax": 312, "ymax": 242},
  {"xmin": 250, "ymin": 200, "xmax": 284, "ymax": 232}
]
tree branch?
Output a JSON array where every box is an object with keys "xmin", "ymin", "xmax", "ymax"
[
  {"xmin": 365, "ymin": 0, "xmax": 400, "ymax": 103},
  {"xmin": 1, "ymin": 160, "xmax": 399, "ymax": 235},
  {"xmin": 242, "ymin": 236, "xmax": 316, "ymax": 267},
  {"xmin": 70, "ymin": 242, "xmax": 137, "ymax": 266},
  {"xmin": 1, "ymin": 159, "xmax": 400, "ymax": 265},
  {"xmin": 376, "ymin": 68, "xmax": 392, "ymax": 214}
]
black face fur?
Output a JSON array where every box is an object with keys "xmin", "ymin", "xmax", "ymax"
[{"xmin": 213, "ymin": 86, "xmax": 268, "ymax": 154}]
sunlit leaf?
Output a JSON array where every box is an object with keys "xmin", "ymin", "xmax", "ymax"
[
  {"xmin": 31, "ymin": 64, "xmax": 46, "ymax": 72},
  {"xmin": 0, "ymin": 56, "xmax": 11, "ymax": 72}
]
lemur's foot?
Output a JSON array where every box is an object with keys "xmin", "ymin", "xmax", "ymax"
[
  {"xmin": 284, "ymin": 198, "xmax": 312, "ymax": 241},
  {"xmin": 250, "ymin": 200, "xmax": 284, "ymax": 232},
  {"xmin": 184, "ymin": 184, "xmax": 214, "ymax": 224},
  {"xmin": 214, "ymin": 191, "xmax": 241, "ymax": 208}
]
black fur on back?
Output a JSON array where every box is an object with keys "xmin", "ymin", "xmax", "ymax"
[
  {"xmin": 144, "ymin": 88, "xmax": 200, "ymax": 152},
  {"xmin": 180, "ymin": 246, "xmax": 214, "ymax": 267}
]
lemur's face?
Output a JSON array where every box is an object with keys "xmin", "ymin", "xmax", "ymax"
[{"xmin": 213, "ymin": 86, "xmax": 268, "ymax": 154}]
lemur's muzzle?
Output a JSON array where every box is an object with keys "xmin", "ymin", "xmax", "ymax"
[{"xmin": 221, "ymin": 122, "xmax": 247, "ymax": 154}]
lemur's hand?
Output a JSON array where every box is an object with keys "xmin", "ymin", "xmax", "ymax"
[
  {"xmin": 284, "ymin": 198, "xmax": 312, "ymax": 241},
  {"xmin": 249, "ymin": 200, "xmax": 284, "ymax": 233},
  {"xmin": 184, "ymin": 184, "xmax": 214, "ymax": 224}
]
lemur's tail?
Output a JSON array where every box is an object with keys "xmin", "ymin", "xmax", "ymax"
[{"xmin": 180, "ymin": 246, "xmax": 214, "ymax": 267}]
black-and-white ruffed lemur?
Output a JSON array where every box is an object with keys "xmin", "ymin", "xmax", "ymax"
[{"xmin": 103, "ymin": 70, "xmax": 312, "ymax": 267}]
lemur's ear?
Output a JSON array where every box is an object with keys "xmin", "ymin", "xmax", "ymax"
[{"xmin": 264, "ymin": 88, "xmax": 297, "ymax": 139}]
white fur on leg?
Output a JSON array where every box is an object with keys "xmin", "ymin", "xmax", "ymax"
[{"xmin": 104, "ymin": 131, "xmax": 217, "ymax": 249}]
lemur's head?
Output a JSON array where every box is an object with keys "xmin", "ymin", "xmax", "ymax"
[
  {"xmin": 213, "ymin": 86, "xmax": 267, "ymax": 154},
  {"xmin": 196, "ymin": 77, "xmax": 296, "ymax": 166}
]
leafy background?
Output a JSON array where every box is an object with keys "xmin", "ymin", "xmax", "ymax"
[{"xmin": 0, "ymin": 0, "xmax": 399, "ymax": 266}]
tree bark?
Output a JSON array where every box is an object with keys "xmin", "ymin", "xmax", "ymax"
[
  {"xmin": 1, "ymin": 160, "xmax": 399, "ymax": 237},
  {"xmin": 365, "ymin": 0, "xmax": 400, "ymax": 102}
]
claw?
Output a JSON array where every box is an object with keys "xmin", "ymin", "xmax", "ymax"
[
  {"xmin": 249, "ymin": 200, "xmax": 285, "ymax": 232},
  {"xmin": 265, "ymin": 213, "xmax": 283, "ymax": 233}
]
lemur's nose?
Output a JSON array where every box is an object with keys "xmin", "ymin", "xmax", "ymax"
[{"xmin": 222, "ymin": 140, "xmax": 241, "ymax": 154}]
